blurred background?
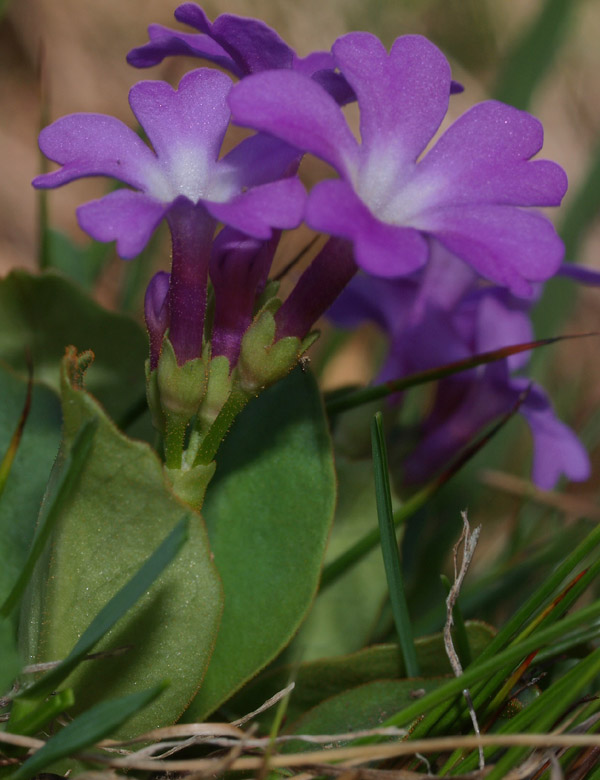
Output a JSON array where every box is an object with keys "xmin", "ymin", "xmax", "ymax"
[{"xmin": 1, "ymin": 0, "xmax": 600, "ymax": 626}]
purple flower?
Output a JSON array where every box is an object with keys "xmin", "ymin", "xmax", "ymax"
[
  {"xmin": 329, "ymin": 243, "xmax": 590, "ymax": 490},
  {"xmin": 33, "ymin": 68, "xmax": 305, "ymax": 364},
  {"xmin": 127, "ymin": 3, "xmax": 355, "ymax": 105},
  {"xmin": 229, "ymin": 33, "xmax": 568, "ymax": 296}
]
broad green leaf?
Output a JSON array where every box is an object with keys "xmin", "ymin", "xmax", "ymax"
[
  {"xmin": 42, "ymin": 230, "xmax": 111, "ymax": 291},
  {"xmin": 0, "ymin": 270, "xmax": 147, "ymax": 423},
  {"xmin": 287, "ymin": 679, "xmax": 443, "ymax": 751},
  {"xmin": 1, "ymin": 421, "xmax": 97, "ymax": 618},
  {"xmin": 289, "ymin": 455, "xmax": 389, "ymax": 661},
  {"xmin": 229, "ymin": 621, "xmax": 495, "ymax": 725},
  {"xmin": 0, "ymin": 615, "xmax": 20, "ymax": 695},
  {"xmin": 19, "ymin": 349, "xmax": 223, "ymax": 737},
  {"xmin": 0, "ymin": 361, "xmax": 61, "ymax": 608},
  {"xmin": 19, "ymin": 516, "xmax": 189, "ymax": 702},
  {"xmin": 184, "ymin": 367, "xmax": 336, "ymax": 720},
  {"xmin": 11, "ymin": 684, "xmax": 166, "ymax": 780}
]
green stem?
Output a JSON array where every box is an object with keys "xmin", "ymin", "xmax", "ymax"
[{"xmin": 193, "ymin": 384, "xmax": 251, "ymax": 466}]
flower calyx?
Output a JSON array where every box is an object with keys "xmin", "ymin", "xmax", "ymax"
[{"xmin": 235, "ymin": 299, "xmax": 316, "ymax": 394}]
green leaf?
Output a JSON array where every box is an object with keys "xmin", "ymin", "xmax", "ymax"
[
  {"xmin": 0, "ymin": 615, "xmax": 20, "ymax": 695},
  {"xmin": 19, "ymin": 350, "xmax": 223, "ymax": 737},
  {"xmin": 228, "ymin": 622, "xmax": 495, "ymax": 725},
  {"xmin": 0, "ymin": 361, "xmax": 62, "ymax": 608},
  {"xmin": 19, "ymin": 515, "xmax": 189, "ymax": 702},
  {"xmin": 288, "ymin": 455, "xmax": 390, "ymax": 661},
  {"xmin": 183, "ymin": 367, "xmax": 336, "ymax": 720},
  {"xmin": 1, "ymin": 421, "xmax": 97, "ymax": 618},
  {"xmin": 42, "ymin": 230, "xmax": 111, "ymax": 291},
  {"xmin": 493, "ymin": 0, "xmax": 576, "ymax": 111},
  {"xmin": 0, "ymin": 270, "xmax": 148, "ymax": 423},
  {"xmin": 287, "ymin": 679, "xmax": 443, "ymax": 751},
  {"xmin": 11, "ymin": 684, "xmax": 166, "ymax": 780}
]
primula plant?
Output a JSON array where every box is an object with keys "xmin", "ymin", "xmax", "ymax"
[{"xmin": 2, "ymin": 3, "xmax": 600, "ymax": 779}]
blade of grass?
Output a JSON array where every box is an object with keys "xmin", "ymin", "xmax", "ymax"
[
  {"xmin": 560, "ymin": 138, "xmax": 600, "ymax": 263},
  {"xmin": 0, "ymin": 419, "xmax": 97, "ymax": 618},
  {"xmin": 10, "ymin": 683, "xmax": 167, "ymax": 780},
  {"xmin": 8, "ymin": 690, "xmax": 74, "ymax": 737},
  {"xmin": 378, "ymin": 598, "xmax": 600, "ymax": 733},
  {"xmin": 15, "ymin": 514, "xmax": 189, "ymax": 702},
  {"xmin": 423, "ymin": 546, "xmax": 600, "ymax": 762},
  {"xmin": 493, "ymin": 0, "xmax": 575, "ymax": 111},
  {"xmin": 321, "ymin": 392, "xmax": 527, "ymax": 589},
  {"xmin": 0, "ymin": 355, "xmax": 33, "ymax": 502},
  {"xmin": 466, "ymin": 645, "xmax": 600, "ymax": 779},
  {"xmin": 325, "ymin": 334, "xmax": 594, "ymax": 416},
  {"xmin": 371, "ymin": 412, "xmax": 419, "ymax": 677}
]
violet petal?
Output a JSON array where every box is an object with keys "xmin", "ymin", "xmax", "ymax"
[
  {"xmin": 33, "ymin": 114, "xmax": 159, "ymax": 191},
  {"xmin": 417, "ymin": 100, "xmax": 568, "ymax": 207},
  {"xmin": 228, "ymin": 70, "xmax": 359, "ymax": 176},
  {"xmin": 332, "ymin": 33, "xmax": 450, "ymax": 167},
  {"xmin": 423, "ymin": 204, "xmax": 564, "ymax": 295},
  {"xmin": 126, "ymin": 23, "xmax": 238, "ymax": 73},
  {"xmin": 204, "ymin": 177, "xmax": 306, "ymax": 239},
  {"xmin": 306, "ymin": 179, "xmax": 428, "ymax": 276},
  {"xmin": 77, "ymin": 190, "xmax": 169, "ymax": 259},
  {"xmin": 128, "ymin": 69, "xmax": 231, "ymax": 166}
]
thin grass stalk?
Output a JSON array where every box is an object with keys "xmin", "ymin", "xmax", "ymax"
[{"xmin": 371, "ymin": 412, "xmax": 420, "ymax": 677}]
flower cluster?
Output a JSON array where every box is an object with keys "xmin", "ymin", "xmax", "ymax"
[
  {"xmin": 33, "ymin": 3, "xmax": 587, "ymax": 492},
  {"xmin": 329, "ymin": 246, "xmax": 591, "ymax": 489}
]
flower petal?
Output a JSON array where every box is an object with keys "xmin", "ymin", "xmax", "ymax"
[
  {"xmin": 475, "ymin": 292, "xmax": 533, "ymax": 370},
  {"xmin": 306, "ymin": 179, "xmax": 428, "ymax": 277},
  {"xmin": 217, "ymin": 133, "xmax": 301, "ymax": 190},
  {"xmin": 126, "ymin": 23, "xmax": 238, "ymax": 72},
  {"xmin": 417, "ymin": 101, "xmax": 568, "ymax": 207},
  {"xmin": 421, "ymin": 204, "xmax": 564, "ymax": 295},
  {"xmin": 332, "ymin": 33, "xmax": 451, "ymax": 167},
  {"xmin": 77, "ymin": 190, "xmax": 168, "ymax": 258},
  {"xmin": 517, "ymin": 382, "xmax": 591, "ymax": 489},
  {"xmin": 228, "ymin": 70, "xmax": 359, "ymax": 176},
  {"xmin": 206, "ymin": 12, "xmax": 295, "ymax": 72},
  {"xmin": 558, "ymin": 263, "xmax": 600, "ymax": 285},
  {"xmin": 32, "ymin": 114, "xmax": 159, "ymax": 191},
  {"xmin": 128, "ymin": 69, "xmax": 232, "ymax": 166},
  {"xmin": 204, "ymin": 177, "xmax": 306, "ymax": 239}
]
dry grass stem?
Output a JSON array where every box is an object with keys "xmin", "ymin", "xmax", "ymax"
[
  {"xmin": 444, "ymin": 510, "xmax": 483, "ymax": 769},
  {"xmin": 479, "ymin": 470, "xmax": 600, "ymax": 521}
]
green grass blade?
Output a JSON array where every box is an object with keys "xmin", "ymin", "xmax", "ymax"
[
  {"xmin": 493, "ymin": 0, "xmax": 575, "ymax": 110},
  {"xmin": 469, "ymin": 645, "xmax": 600, "ymax": 778},
  {"xmin": 560, "ymin": 138, "xmax": 600, "ymax": 262},
  {"xmin": 378, "ymin": 599, "xmax": 600, "ymax": 732},
  {"xmin": 0, "ymin": 420, "xmax": 97, "ymax": 618},
  {"xmin": 325, "ymin": 335, "xmax": 590, "ymax": 416},
  {"xmin": 469, "ymin": 521, "xmax": 600, "ymax": 666},
  {"xmin": 371, "ymin": 413, "xmax": 419, "ymax": 677},
  {"xmin": 17, "ymin": 514, "xmax": 189, "ymax": 701},
  {"xmin": 0, "ymin": 359, "xmax": 33, "ymax": 503},
  {"xmin": 322, "ymin": 397, "xmax": 526, "ymax": 589},
  {"xmin": 8, "ymin": 690, "xmax": 75, "ymax": 737},
  {"xmin": 10, "ymin": 683, "xmax": 167, "ymax": 780}
]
